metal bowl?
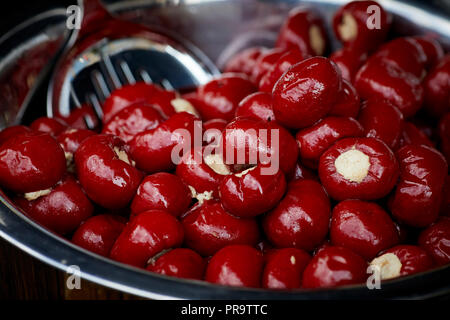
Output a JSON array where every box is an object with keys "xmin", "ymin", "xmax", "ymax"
[{"xmin": 0, "ymin": 0, "xmax": 449, "ymax": 299}]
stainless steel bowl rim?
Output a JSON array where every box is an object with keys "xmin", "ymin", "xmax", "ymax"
[{"xmin": 0, "ymin": 0, "xmax": 449, "ymax": 299}]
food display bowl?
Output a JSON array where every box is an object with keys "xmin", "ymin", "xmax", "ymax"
[{"xmin": 0, "ymin": 0, "xmax": 449, "ymax": 299}]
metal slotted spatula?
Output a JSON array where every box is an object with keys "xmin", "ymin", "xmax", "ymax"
[{"xmin": 47, "ymin": 0, "xmax": 219, "ymax": 129}]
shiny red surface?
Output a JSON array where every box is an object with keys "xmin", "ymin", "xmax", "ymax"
[
  {"xmin": 30, "ymin": 117, "xmax": 67, "ymax": 137},
  {"xmin": 302, "ymin": 246, "xmax": 367, "ymax": 288},
  {"xmin": 129, "ymin": 112, "xmax": 198, "ymax": 173},
  {"xmin": 57, "ymin": 128, "xmax": 95, "ymax": 154},
  {"xmin": 296, "ymin": 116, "xmax": 364, "ymax": 167},
  {"xmin": 102, "ymin": 82, "xmax": 176, "ymax": 123},
  {"xmin": 319, "ymin": 137, "xmax": 399, "ymax": 201},
  {"xmin": 102, "ymin": 104, "xmax": 163, "ymax": 142},
  {"xmin": 223, "ymin": 47, "xmax": 266, "ymax": 82},
  {"xmin": 75, "ymin": 134, "xmax": 143, "ymax": 209},
  {"xmin": 273, "ymin": 56, "xmax": 342, "ymax": 129},
  {"xmin": 251, "ymin": 48, "xmax": 285, "ymax": 84},
  {"xmin": 259, "ymin": 49, "xmax": 310, "ymax": 93},
  {"xmin": 413, "ymin": 36, "xmax": 444, "ymax": 70},
  {"xmin": 0, "ymin": 131, "xmax": 66, "ymax": 193},
  {"xmin": 357, "ymin": 98, "xmax": 404, "ymax": 150},
  {"xmin": 110, "ymin": 210, "xmax": 184, "ymax": 268},
  {"xmin": 131, "ymin": 172, "xmax": 191, "ymax": 218},
  {"xmin": 205, "ymin": 245, "xmax": 264, "ymax": 288},
  {"xmin": 399, "ymin": 122, "xmax": 435, "ymax": 149},
  {"xmin": 72, "ymin": 214, "xmax": 126, "ymax": 257},
  {"xmin": 222, "ymin": 117, "xmax": 298, "ymax": 175},
  {"xmin": 16, "ymin": 175, "xmax": 94, "ymax": 235},
  {"xmin": 181, "ymin": 200, "xmax": 260, "ymax": 256},
  {"xmin": 263, "ymin": 179, "xmax": 331, "ymax": 251},
  {"xmin": 418, "ymin": 218, "xmax": 450, "ymax": 266},
  {"xmin": 332, "ymin": 0, "xmax": 391, "ymax": 53},
  {"xmin": 390, "ymin": 145, "xmax": 447, "ymax": 227},
  {"xmin": 146, "ymin": 248, "xmax": 205, "ymax": 280},
  {"xmin": 329, "ymin": 47, "xmax": 368, "ymax": 82},
  {"xmin": 0, "ymin": 125, "xmax": 31, "ymax": 146},
  {"xmin": 175, "ymin": 147, "xmax": 228, "ymax": 198},
  {"xmin": 423, "ymin": 55, "xmax": 450, "ymax": 117},
  {"xmin": 371, "ymin": 37, "xmax": 427, "ymax": 79},
  {"xmin": 195, "ymin": 74, "xmax": 257, "ymax": 121},
  {"xmin": 219, "ymin": 164, "xmax": 286, "ymax": 218},
  {"xmin": 235, "ymin": 92, "xmax": 275, "ymax": 122},
  {"xmin": 262, "ymin": 248, "xmax": 311, "ymax": 289},
  {"xmin": 276, "ymin": 7, "xmax": 328, "ymax": 56},
  {"xmin": 355, "ymin": 57, "xmax": 424, "ymax": 118},
  {"xmin": 329, "ymin": 79, "xmax": 360, "ymax": 118},
  {"xmin": 384, "ymin": 245, "xmax": 435, "ymax": 276},
  {"xmin": 330, "ymin": 199, "xmax": 399, "ymax": 260}
]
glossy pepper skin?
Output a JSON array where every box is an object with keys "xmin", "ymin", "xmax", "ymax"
[
  {"xmin": 223, "ymin": 47, "xmax": 266, "ymax": 81},
  {"xmin": 418, "ymin": 218, "xmax": 450, "ymax": 266},
  {"xmin": 57, "ymin": 128, "xmax": 96, "ymax": 171},
  {"xmin": 129, "ymin": 112, "xmax": 198, "ymax": 173},
  {"xmin": 235, "ymin": 92, "xmax": 275, "ymax": 122},
  {"xmin": 263, "ymin": 179, "xmax": 331, "ymax": 251},
  {"xmin": 302, "ymin": 246, "xmax": 367, "ymax": 289},
  {"xmin": 110, "ymin": 210, "xmax": 184, "ymax": 268},
  {"xmin": 205, "ymin": 245, "xmax": 264, "ymax": 288},
  {"xmin": 102, "ymin": 82, "xmax": 176, "ymax": 123},
  {"xmin": 72, "ymin": 214, "xmax": 127, "ymax": 257},
  {"xmin": 390, "ymin": 145, "xmax": 447, "ymax": 228},
  {"xmin": 332, "ymin": 1, "xmax": 391, "ymax": 53},
  {"xmin": 251, "ymin": 48, "xmax": 285, "ymax": 84},
  {"xmin": 329, "ymin": 46, "xmax": 368, "ymax": 82},
  {"xmin": 258, "ymin": 49, "xmax": 310, "ymax": 93},
  {"xmin": 296, "ymin": 116, "xmax": 364, "ymax": 167},
  {"xmin": 181, "ymin": 200, "xmax": 260, "ymax": 256},
  {"xmin": 57, "ymin": 128, "xmax": 95, "ymax": 155},
  {"xmin": 330, "ymin": 200, "xmax": 399, "ymax": 260},
  {"xmin": 176, "ymin": 148, "xmax": 230, "ymax": 199},
  {"xmin": 195, "ymin": 74, "xmax": 257, "ymax": 121},
  {"xmin": 30, "ymin": 117, "xmax": 67, "ymax": 136},
  {"xmin": 423, "ymin": 55, "xmax": 450, "ymax": 117},
  {"xmin": 371, "ymin": 37, "xmax": 427, "ymax": 79},
  {"xmin": 379, "ymin": 245, "xmax": 434, "ymax": 277},
  {"xmin": 413, "ymin": 36, "xmax": 444, "ymax": 70},
  {"xmin": 329, "ymin": 79, "xmax": 360, "ymax": 118},
  {"xmin": 262, "ymin": 248, "xmax": 311, "ymax": 289},
  {"xmin": 272, "ymin": 56, "xmax": 342, "ymax": 129},
  {"xmin": 146, "ymin": 248, "xmax": 206, "ymax": 280},
  {"xmin": 276, "ymin": 7, "xmax": 328, "ymax": 56},
  {"xmin": 439, "ymin": 113, "xmax": 450, "ymax": 164},
  {"xmin": 399, "ymin": 122, "xmax": 435, "ymax": 149},
  {"xmin": 219, "ymin": 164, "xmax": 286, "ymax": 218},
  {"xmin": 102, "ymin": 104, "xmax": 163, "ymax": 143},
  {"xmin": 0, "ymin": 125, "xmax": 31, "ymax": 146},
  {"xmin": 355, "ymin": 58, "xmax": 424, "ymax": 118},
  {"xmin": 319, "ymin": 137, "xmax": 399, "ymax": 201},
  {"xmin": 130, "ymin": 172, "xmax": 191, "ymax": 218},
  {"xmin": 0, "ymin": 132, "xmax": 66, "ymax": 193},
  {"xmin": 357, "ymin": 99, "xmax": 404, "ymax": 150},
  {"xmin": 75, "ymin": 134, "xmax": 143, "ymax": 209},
  {"xmin": 222, "ymin": 117, "xmax": 298, "ymax": 175},
  {"xmin": 16, "ymin": 175, "xmax": 94, "ymax": 235}
]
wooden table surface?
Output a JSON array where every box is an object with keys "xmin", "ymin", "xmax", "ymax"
[{"xmin": 0, "ymin": 238, "xmax": 143, "ymax": 300}]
